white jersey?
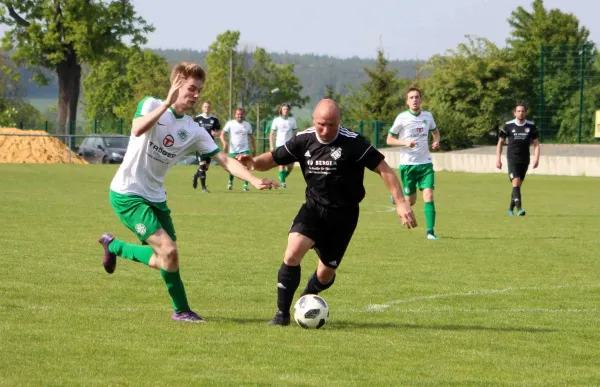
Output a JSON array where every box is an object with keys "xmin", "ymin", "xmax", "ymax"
[
  {"xmin": 388, "ymin": 110, "xmax": 438, "ymax": 165},
  {"xmin": 223, "ymin": 120, "xmax": 253, "ymax": 153},
  {"xmin": 271, "ymin": 116, "xmax": 298, "ymax": 147},
  {"xmin": 110, "ymin": 97, "xmax": 220, "ymax": 202}
]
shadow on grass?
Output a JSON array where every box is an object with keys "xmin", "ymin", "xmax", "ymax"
[
  {"xmin": 328, "ymin": 321, "xmax": 556, "ymax": 333},
  {"xmin": 212, "ymin": 316, "xmax": 272, "ymax": 325}
]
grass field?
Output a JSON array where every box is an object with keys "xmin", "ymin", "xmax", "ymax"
[{"xmin": 1, "ymin": 164, "xmax": 600, "ymax": 386}]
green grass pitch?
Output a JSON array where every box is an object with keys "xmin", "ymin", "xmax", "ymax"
[{"xmin": 1, "ymin": 164, "xmax": 599, "ymax": 386}]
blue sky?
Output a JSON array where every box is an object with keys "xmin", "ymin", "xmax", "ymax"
[{"xmin": 133, "ymin": 0, "xmax": 598, "ymax": 60}]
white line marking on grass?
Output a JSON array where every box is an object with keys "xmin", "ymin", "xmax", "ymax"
[
  {"xmin": 365, "ymin": 284, "xmax": 600, "ymax": 312},
  {"xmin": 337, "ymin": 307, "xmax": 599, "ymax": 314}
]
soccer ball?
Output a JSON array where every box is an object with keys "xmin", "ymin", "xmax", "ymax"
[{"xmin": 293, "ymin": 294, "xmax": 329, "ymax": 329}]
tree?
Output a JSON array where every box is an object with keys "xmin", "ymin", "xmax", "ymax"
[
  {"xmin": 425, "ymin": 37, "xmax": 514, "ymax": 148},
  {"xmin": 506, "ymin": 0, "xmax": 596, "ymax": 131},
  {"xmin": 202, "ymin": 31, "xmax": 309, "ymax": 127},
  {"xmin": 0, "ymin": 98, "xmax": 46, "ymax": 129},
  {"xmin": 83, "ymin": 47, "xmax": 170, "ymax": 133},
  {"xmin": 323, "ymin": 84, "xmax": 342, "ymax": 102},
  {"xmin": 0, "ymin": 52, "xmax": 22, "ymax": 98},
  {"xmin": 360, "ymin": 49, "xmax": 403, "ymax": 123},
  {"xmin": 0, "ymin": 1, "xmax": 153, "ymax": 135},
  {"xmin": 202, "ymin": 30, "xmax": 240, "ymax": 120},
  {"xmin": 556, "ymin": 55, "xmax": 600, "ymax": 143}
]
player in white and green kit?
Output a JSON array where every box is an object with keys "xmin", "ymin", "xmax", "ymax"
[
  {"xmin": 269, "ymin": 104, "xmax": 298, "ymax": 188},
  {"xmin": 220, "ymin": 108, "xmax": 256, "ymax": 191},
  {"xmin": 98, "ymin": 62, "xmax": 278, "ymax": 323},
  {"xmin": 387, "ymin": 87, "xmax": 441, "ymax": 240}
]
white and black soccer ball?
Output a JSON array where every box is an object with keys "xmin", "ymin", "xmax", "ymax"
[{"xmin": 293, "ymin": 294, "xmax": 329, "ymax": 329}]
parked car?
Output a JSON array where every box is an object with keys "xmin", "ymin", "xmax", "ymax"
[{"xmin": 77, "ymin": 135, "xmax": 129, "ymax": 164}]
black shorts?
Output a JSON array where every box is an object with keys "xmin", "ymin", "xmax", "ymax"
[
  {"xmin": 199, "ymin": 157, "xmax": 211, "ymax": 166},
  {"xmin": 289, "ymin": 202, "xmax": 359, "ymax": 269},
  {"xmin": 507, "ymin": 160, "xmax": 529, "ymax": 181}
]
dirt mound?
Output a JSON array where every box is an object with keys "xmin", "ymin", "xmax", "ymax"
[{"xmin": 0, "ymin": 128, "xmax": 87, "ymax": 164}]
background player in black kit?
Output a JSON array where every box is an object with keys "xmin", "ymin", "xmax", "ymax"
[
  {"xmin": 496, "ymin": 104, "xmax": 541, "ymax": 216},
  {"xmin": 192, "ymin": 101, "xmax": 221, "ymax": 192},
  {"xmin": 237, "ymin": 99, "xmax": 417, "ymax": 326}
]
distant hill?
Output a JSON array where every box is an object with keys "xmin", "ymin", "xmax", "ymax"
[
  {"xmin": 17, "ymin": 49, "xmax": 427, "ymax": 108},
  {"xmin": 152, "ymin": 49, "xmax": 426, "ymax": 107}
]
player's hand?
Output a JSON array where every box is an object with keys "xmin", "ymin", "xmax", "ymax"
[
  {"xmin": 431, "ymin": 141, "xmax": 440, "ymax": 150},
  {"xmin": 165, "ymin": 75, "xmax": 184, "ymax": 107},
  {"xmin": 235, "ymin": 153, "xmax": 254, "ymax": 169},
  {"xmin": 496, "ymin": 160, "xmax": 502, "ymax": 169},
  {"xmin": 407, "ymin": 141, "xmax": 417, "ymax": 148},
  {"xmin": 251, "ymin": 178, "xmax": 280, "ymax": 190},
  {"xmin": 533, "ymin": 159, "xmax": 539, "ymax": 168},
  {"xmin": 395, "ymin": 199, "xmax": 417, "ymax": 229}
]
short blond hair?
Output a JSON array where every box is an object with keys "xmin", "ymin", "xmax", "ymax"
[{"xmin": 170, "ymin": 62, "xmax": 205, "ymax": 84}]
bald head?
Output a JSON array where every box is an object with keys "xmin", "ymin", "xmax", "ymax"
[
  {"xmin": 314, "ymin": 99, "xmax": 340, "ymax": 121},
  {"xmin": 312, "ymin": 99, "xmax": 340, "ymax": 142}
]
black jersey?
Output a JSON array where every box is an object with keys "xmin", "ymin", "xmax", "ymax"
[
  {"xmin": 272, "ymin": 126, "xmax": 385, "ymax": 209},
  {"xmin": 194, "ymin": 114, "xmax": 221, "ymax": 137},
  {"xmin": 499, "ymin": 120, "xmax": 539, "ymax": 160}
]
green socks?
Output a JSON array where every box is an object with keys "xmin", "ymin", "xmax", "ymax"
[
  {"xmin": 160, "ymin": 269, "xmax": 190, "ymax": 314},
  {"xmin": 229, "ymin": 174, "xmax": 248, "ymax": 187},
  {"xmin": 108, "ymin": 239, "xmax": 190, "ymax": 313},
  {"xmin": 279, "ymin": 170, "xmax": 286, "ymax": 184},
  {"xmin": 108, "ymin": 238, "xmax": 152, "ymax": 266},
  {"xmin": 424, "ymin": 201, "xmax": 436, "ymax": 232}
]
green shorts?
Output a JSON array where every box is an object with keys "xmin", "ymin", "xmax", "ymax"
[
  {"xmin": 109, "ymin": 190, "xmax": 176, "ymax": 242},
  {"xmin": 399, "ymin": 163, "xmax": 435, "ymax": 196},
  {"xmin": 229, "ymin": 150, "xmax": 251, "ymax": 158}
]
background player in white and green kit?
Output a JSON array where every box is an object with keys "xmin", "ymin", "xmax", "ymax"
[
  {"xmin": 220, "ymin": 108, "xmax": 256, "ymax": 191},
  {"xmin": 269, "ymin": 104, "xmax": 298, "ymax": 188},
  {"xmin": 99, "ymin": 62, "xmax": 278, "ymax": 323},
  {"xmin": 387, "ymin": 87, "xmax": 441, "ymax": 240}
]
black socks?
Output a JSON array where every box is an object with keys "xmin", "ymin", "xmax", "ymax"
[{"xmin": 276, "ymin": 263, "xmax": 301, "ymax": 315}]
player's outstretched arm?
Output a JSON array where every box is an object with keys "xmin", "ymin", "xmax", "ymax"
[
  {"xmin": 235, "ymin": 152, "xmax": 278, "ymax": 172},
  {"xmin": 214, "ymin": 152, "xmax": 279, "ymax": 190},
  {"xmin": 374, "ymin": 160, "xmax": 417, "ymax": 229}
]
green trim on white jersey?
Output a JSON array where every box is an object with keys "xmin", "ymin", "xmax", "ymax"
[
  {"xmin": 111, "ymin": 97, "xmax": 220, "ymax": 202},
  {"xmin": 134, "ymin": 96, "xmax": 155, "ymax": 118}
]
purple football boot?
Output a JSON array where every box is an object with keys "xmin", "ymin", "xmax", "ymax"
[
  {"xmin": 98, "ymin": 233, "xmax": 117, "ymax": 274},
  {"xmin": 172, "ymin": 310, "xmax": 206, "ymax": 323}
]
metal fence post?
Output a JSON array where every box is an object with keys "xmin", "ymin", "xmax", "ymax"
[
  {"xmin": 359, "ymin": 121, "xmax": 364, "ymax": 136},
  {"xmin": 68, "ymin": 135, "xmax": 72, "ymax": 164},
  {"xmin": 577, "ymin": 44, "xmax": 586, "ymax": 144},
  {"xmin": 119, "ymin": 118, "xmax": 123, "ymax": 134},
  {"xmin": 539, "ymin": 44, "xmax": 544, "ymax": 143},
  {"xmin": 374, "ymin": 121, "xmax": 380, "ymax": 148},
  {"xmin": 44, "ymin": 121, "xmax": 48, "ymax": 132},
  {"xmin": 94, "ymin": 119, "xmax": 98, "ymax": 134}
]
